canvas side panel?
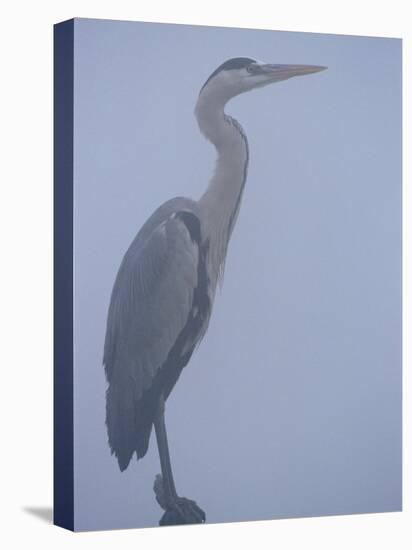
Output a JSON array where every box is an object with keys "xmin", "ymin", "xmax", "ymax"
[{"xmin": 53, "ymin": 18, "xmax": 74, "ymax": 531}]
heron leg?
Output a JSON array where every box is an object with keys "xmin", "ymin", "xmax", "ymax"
[
  {"xmin": 153, "ymin": 394, "xmax": 206, "ymax": 526},
  {"xmin": 153, "ymin": 394, "xmax": 177, "ymax": 504}
]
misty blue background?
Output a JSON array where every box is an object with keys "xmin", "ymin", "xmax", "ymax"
[{"xmin": 72, "ymin": 18, "xmax": 401, "ymax": 531}]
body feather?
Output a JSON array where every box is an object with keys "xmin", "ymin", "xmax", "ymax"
[{"xmin": 103, "ymin": 198, "xmax": 211, "ymax": 470}]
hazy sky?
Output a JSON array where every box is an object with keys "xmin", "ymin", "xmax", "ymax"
[{"xmin": 72, "ymin": 18, "xmax": 401, "ymax": 531}]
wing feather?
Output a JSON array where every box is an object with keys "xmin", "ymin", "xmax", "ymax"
[{"xmin": 103, "ymin": 213, "xmax": 199, "ymax": 399}]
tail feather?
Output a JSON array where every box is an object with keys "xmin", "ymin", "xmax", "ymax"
[{"xmin": 106, "ymin": 378, "xmax": 153, "ymax": 471}]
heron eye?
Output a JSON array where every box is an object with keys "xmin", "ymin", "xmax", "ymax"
[{"xmin": 246, "ymin": 64, "xmax": 256, "ymax": 74}]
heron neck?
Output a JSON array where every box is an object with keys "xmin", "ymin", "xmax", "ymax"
[{"xmin": 195, "ymin": 92, "xmax": 249, "ymax": 286}]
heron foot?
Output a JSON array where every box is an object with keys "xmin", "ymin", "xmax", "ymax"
[
  {"xmin": 159, "ymin": 496, "xmax": 206, "ymax": 526},
  {"xmin": 153, "ymin": 474, "xmax": 206, "ymax": 526}
]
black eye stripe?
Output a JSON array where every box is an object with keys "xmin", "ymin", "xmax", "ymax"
[
  {"xmin": 200, "ymin": 57, "xmax": 257, "ymax": 92},
  {"xmin": 214, "ymin": 57, "xmax": 257, "ymax": 72}
]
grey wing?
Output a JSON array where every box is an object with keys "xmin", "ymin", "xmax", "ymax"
[{"xmin": 103, "ymin": 213, "xmax": 199, "ymax": 399}]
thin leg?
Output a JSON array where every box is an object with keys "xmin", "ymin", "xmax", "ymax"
[
  {"xmin": 152, "ymin": 394, "xmax": 206, "ymax": 526},
  {"xmin": 154, "ymin": 395, "xmax": 177, "ymax": 505}
]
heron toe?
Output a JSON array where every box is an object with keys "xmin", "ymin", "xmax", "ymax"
[{"xmin": 159, "ymin": 497, "xmax": 206, "ymax": 526}]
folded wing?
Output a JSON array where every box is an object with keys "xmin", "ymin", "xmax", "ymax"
[{"xmin": 103, "ymin": 211, "xmax": 200, "ymax": 470}]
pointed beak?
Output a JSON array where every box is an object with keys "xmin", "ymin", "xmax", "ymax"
[{"xmin": 261, "ymin": 64, "xmax": 327, "ymax": 79}]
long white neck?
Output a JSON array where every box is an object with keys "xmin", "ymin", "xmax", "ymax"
[{"xmin": 195, "ymin": 88, "xmax": 249, "ymax": 289}]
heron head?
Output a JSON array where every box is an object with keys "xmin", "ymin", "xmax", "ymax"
[{"xmin": 199, "ymin": 57, "xmax": 327, "ymax": 102}]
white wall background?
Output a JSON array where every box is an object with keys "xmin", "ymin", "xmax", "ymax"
[{"xmin": 0, "ymin": 1, "xmax": 410, "ymax": 549}]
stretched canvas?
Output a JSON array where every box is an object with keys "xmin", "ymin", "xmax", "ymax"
[{"xmin": 54, "ymin": 17, "xmax": 402, "ymax": 531}]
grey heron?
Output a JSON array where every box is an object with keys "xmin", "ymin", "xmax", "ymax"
[{"xmin": 103, "ymin": 57, "xmax": 326, "ymax": 526}]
